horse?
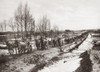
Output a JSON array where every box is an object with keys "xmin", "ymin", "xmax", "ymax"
[
  {"xmin": 35, "ymin": 37, "xmax": 51, "ymax": 50},
  {"xmin": 6, "ymin": 41, "xmax": 14, "ymax": 55},
  {"xmin": 52, "ymin": 38, "xmax": 56, "ymax": 47},
  {"xmin": 35, "ymin": 39, "xmax": 41, "ymax": 50},
  {"xmin": 18, "ymin": 41, "xmax": 32, "ymax": 54},
  {"xmin": 14, "ymin": 40, "xmax": 19, "ymax": 54},
  {"xmin": 43, "ymin": 38, "xmax": 49, "ymax": 49},
  {"xmin": 60, "ymin": 38, "xmax": 65, "ymax": 46},
  {"xmin": 26, "ymin": 41, "xmax": 32, "ymax": 53}
]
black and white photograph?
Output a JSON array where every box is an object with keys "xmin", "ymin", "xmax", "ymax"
[{"xmin": 0, "ymin": 0, "xmax": 100, "ymax": 72}]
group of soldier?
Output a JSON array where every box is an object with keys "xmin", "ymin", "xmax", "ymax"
[
  {"xmin": 5, "ymin": 31, "xmax": 88, "ymax": 55},
  {"xmin": 35, "ymin": 36, "xmax": 63, "ymax": 50},
  {"xmin": 6, "ymin": 39, "xmax": 32, "ymax": 55}
]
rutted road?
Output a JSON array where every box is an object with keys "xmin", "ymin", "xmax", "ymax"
[
  {"xmin": 0, "ymin": 34, "xmax": 92, "ymax": 72},
  {"xmin": 38, "ymin": 34, "xmax": 93, "ymax": 72}
]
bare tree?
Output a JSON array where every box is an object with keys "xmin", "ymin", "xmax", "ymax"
[
  {"xmin": 29, "ymin": 18, "xmax": 35, "ymax": 40},
  {"xmin": 3, "ymin": 20, "xmax": 7, "ymax": 32},
  {"xmin": 0, "ymin": 22, "xmax": 3, "ymax": 32},
  {"xmin": 53, "ymin": 24, "xmax": 59, "ymax": 37},
  {"xmin": 8, "ymin": 18, "xmax": 16, "ymax": 39},
  {"xmin": 8, "ymin": 18, "xmax": 15, "ymax": 31},
  {"xmin": 37, "ymin": 16, "xmax": 51, "ymax": 37},
  {"xmin": 23, "ymin": 3, "xmax": 35, "ymax": 38},
  {"xmin": 15, "ymin": 3, "xmax": 24, "ymax": 39},
  {"xmin": 0, "ymin": 20, "xmax": 7, "ymax": 32},
  {"xmin": 15, "ymin": 3, "xmax": 35, "ymax": 39},
  {"xmin": 26, "ymin": 15, "xmax": 35, "ymax": 40}
]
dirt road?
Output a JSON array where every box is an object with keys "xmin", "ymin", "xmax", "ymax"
[
  {"xmin": 38, "ymin": 34, "xmax": 93, "ymax": 72},
  {"xmin": 0, "ymin": 34, "xmax": 90, "ymax": 72}
]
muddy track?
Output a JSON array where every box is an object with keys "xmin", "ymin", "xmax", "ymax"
[
  {"xmin": 29, "ymin": 36, "xmax": 88, "ymax": 72},
  {"xmin": 29, "ymin": 54, "xmax": 64, "ymax": 72},
  {"xmin": 0, "ymin": 34, "xmax": 89, "ymax": 72}
]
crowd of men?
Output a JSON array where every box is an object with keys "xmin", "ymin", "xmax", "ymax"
[
  {"xmin": 35, "ymin": 36, "xmax": 62, "ymax": 50},
  {"xmin": 4, "ymin": 31, "xmax": 88, "ymax": 55}
]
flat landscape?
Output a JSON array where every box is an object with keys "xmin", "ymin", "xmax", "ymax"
[
  {"xmin": 0, "ymin": 0, "xmax": 100, "ymax": 72},
  {"xmin": 0, "ymin": 31, "xmax": 98, "ymax": 72}
]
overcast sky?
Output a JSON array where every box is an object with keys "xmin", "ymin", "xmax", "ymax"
[{"xmin": 0, "ymin": 0, "xmax": 100, "ymax": 30}]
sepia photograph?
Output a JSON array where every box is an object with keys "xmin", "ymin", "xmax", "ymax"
[{"xmin": 0, "ymin": 0, "xmax": 100, "ymax": 72}]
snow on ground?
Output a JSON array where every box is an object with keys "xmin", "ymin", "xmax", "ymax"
[
  {"xmin": 39, "ymin": 57, "xmax": 82, "ymax": 72},
  {"xmin": 77, "ymin": 33, "xmax": 93, "ymax": 51},
  {"xmin": 38, "ymin": 34, "xmax": 93, "ymax": 72},
  {"xmin": 0, "ymin": 34, "xmax": 94, "ymax": 72},
  {"xmin": 0, "ymin": 49, "xmax": 9, "ymax": 56},
  {"xmin": 72, "ymin": 34, "xmax": 93, "ymax": 54}
]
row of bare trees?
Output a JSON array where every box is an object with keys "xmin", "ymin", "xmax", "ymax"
[
  {"xmin": 0, "ymin": 20, "xmax": 6, "ymax": 32},
  {"xmin": 36, "ymin": 16, "xmax": 51, "ymax": 37},
  {"xmin": 0, "ymin": 3, "xmax": 59, "ymax": 40},
  {"xmin": 14, "ymin": 3, "xmax": 35, "ymax": 39}
]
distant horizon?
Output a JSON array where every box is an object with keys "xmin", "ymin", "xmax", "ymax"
[{"xmin": 0, "ymin": 28, "xmax": 100, "ymax": 33}]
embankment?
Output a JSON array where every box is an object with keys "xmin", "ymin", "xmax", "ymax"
[{"xmin": 75, "ymin": 51, "xmax": 92, "ymax": 72}]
